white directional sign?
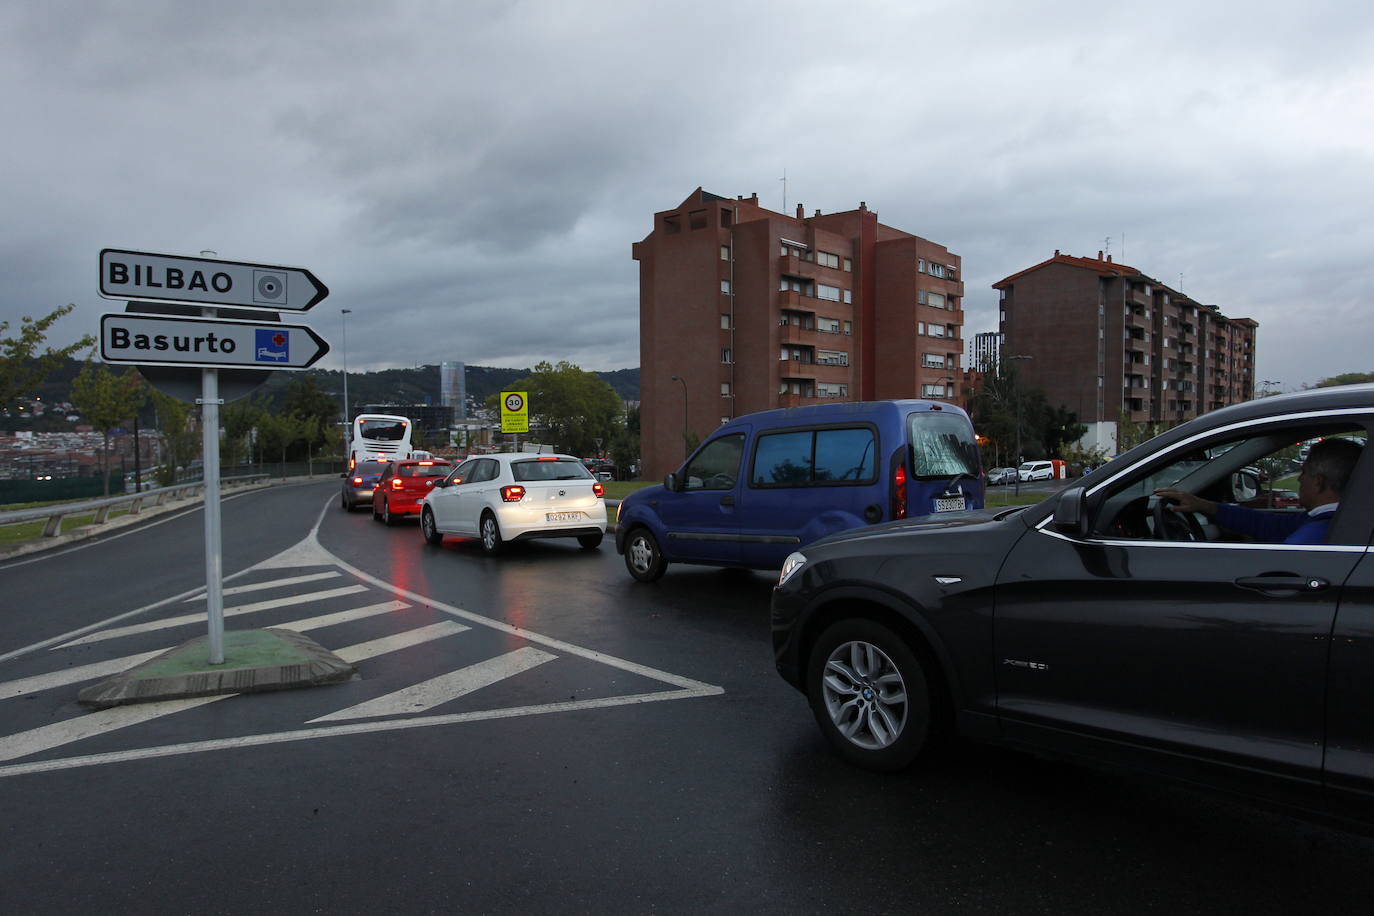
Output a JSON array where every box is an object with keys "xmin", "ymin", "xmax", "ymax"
[
  {"xmin": 99, "ymin": 248, "xmax": 329, "ymax": 311},
  {"xmin": 100, "ymin": 313, "xmax": 330, "ymax": 370}
]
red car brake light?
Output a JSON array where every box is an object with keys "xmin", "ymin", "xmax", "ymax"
[
  {"xmin": 536, "ymin": 456, "xmax": 558, "ymax": 462},
  {"xmin": 352, "ymin": 477, "xmax": 363, "ymax": 486},
  {"xmin": 391, "ymin": 478, "xmax": 403, "ymax": 490},
  {"xmin": 501, "ymin": 485, "xmax": 526, "ymax": 502},
  {"xmin": 593, "ymin": 482, "xmax": 604, "ymax": 498},
  {"xmin": 892, "ymin": 465, "xmax": 907, "ymax": 519}
]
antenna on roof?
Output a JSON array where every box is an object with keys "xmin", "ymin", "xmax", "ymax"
[
  {"xmin": 780, "ymin": 168, "xmax": 787, "ymax": 212},
  {"xmin": 1103, "ymin": 236, "xmax": 1112, "ymax": 259}
]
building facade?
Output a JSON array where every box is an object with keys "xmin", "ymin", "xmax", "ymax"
[
  {"xmin": 968, "ymin": 331, "xmax": 1003, "ymax": 373},
  {"xmin": 439, "ymin": 361, "xmax": 466, "ymax": 420},
  {"xmin": 992, "ymin": 251, "xmax": 1257, "ymax": 451},
  {"xmin": 633, "ymin": 188, "xmax": 965, "ymax": 479}
]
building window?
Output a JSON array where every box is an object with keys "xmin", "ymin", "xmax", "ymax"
[
  {"xmin": 927, "ymin": 292, "xmax": 946, "ymax": 309},
  {"xmin": 721, "ymin": 314, "xmax": 731, "ymax": 329},
  {"xmin": 721, "ymin": 209, "xmax": 733, "ymax": 228},
  {"xmin": 817, "ymin": 349, "xmax": 849, "ymax": 366},
  {"xmin": 818, "ymin": 317, "xmax": 841, "ymax": 333},
  {"xmin": 928, "ymin": 263, "xmax": 947, "ymax": 279},
  {"xmin": 922, "ymin": 353, "xmax": 945, "ymax": 369},
  {"xmin": 843, "ymin": 320, "xmax": 852, "ymax": 335},
  {"xmin": 781, "ymin": 242, "xmax": 808, "ymax": 259},
  {"xmin": 918, "ymin": 321, "xmax": 926, "ymax": 335},
  {"xmin": 720, "ymin": 245, "xmax": 730, "ymax": 261},
  {"xmin": 842, "ymin": 289, "xmax": 852, "ymax": 304},
  {"xmin": 720, "ymin": 383, "xmax": 732, "ymax": 397},
  {"xmin": 689, "ymin": 210, "xmax": 708, "ymax": 231},
  {"xmin": 663, "ymin": 214, "xmax": 681, "ymax": 235},
  {"xmin": 918, "ymin": 258, "xmax": 926, "ymax": 273},
  {"xmin": 779, "ymin": 277, "xmax": 813, "ymax": 295},
  {"xmin": 720, "ymin": 279, "xmax": 732, "ymax": 295},
  {"xmin": 722, "ymin": 348, "xmax": 732, "ymax": 364},
  {"xmin": 921, "ymin": 384, "xmax": 948, "ymax": 397},
  {"xmin": 816, "ymin": 382, "xmax": 848, "ymax": 398},
  {"xmin": 817, "ymin": 251, "xmax": 840, "ymax": 269},
  {"xmin": 843, "ymin": 258, "xmax": 852, "ymax": 272},
  {"xmin": 817, "ymin": 283, "xmax": 842, "ymax": 302},
  {"xmin": 917, "ymin": 290, "xmax": 926, "ymax": 305}
]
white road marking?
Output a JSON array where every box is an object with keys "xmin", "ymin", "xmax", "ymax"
[
  {"xmin": 1, "ymin": 651, "xmax": 166, "ymax": 699},
  {"xmin": 332, "ymin": 622, "xmax": 469, "ymax": 663},
  {"xmin": 183, "ymin": 571, "xmax": 341, "ymax": 601},
  {"xmin": 309, "ymin": 646, "xmax": 556, "ymax": 722},
  {"xmin": 0, "ymin": 688, "xmax": 721, "ymax": 779},
  {"xmin": 0, "ymin": 696, "xmax": 226, "ymax": 763},
  {"xmin": 0, "ymin": 619, "xmax": 470, "ymax": 764},
  {"xmin": 263, "ymin": 600, "xmax": 410, "ymax": 634},
  {"xmin": 56, "ymin": 585, "xmax": 370, "ymax": 648}
]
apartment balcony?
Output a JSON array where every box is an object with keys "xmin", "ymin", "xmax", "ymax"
[
  {"xmin": 778, "ymin": 290, "xmax": 817, "ymax": 312},
  {"xmin": 1123, "ymin": 310, "xmax": 1150, "ymax": 330},
  {"xmin": 779, "ymin": 322, "xmax": 822, "ymax": 347},
  {"xmin": 779, "ymin": 254, "xmax": 818, "ymax": 278},
  {"xmin": 1128, "ymin": 289, "xmax": 1151, "ymax": 307}
]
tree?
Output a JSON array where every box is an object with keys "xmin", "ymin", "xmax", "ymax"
[
  {"xmin": 1316, "ymin": 372, "xmax": 1374, "ymax": 387},
  {"xmin": 609, "ymin": 405, "xmax": 640, "ymax": 478},
  {"xmin": 281, "ymin": 375, "xmax": 338, "ymax": 459},
  {"xmin": 70, "ymin": 358, "xmax": 148, "ymax": 495},
  {"xmin": 0, "ymin": 303, "xmax": 95, "ymax": 411},
  {"xmin": 488, "ymin": 361, "xmax": 624, "ymax": 456},
  {"xmin": 149, "ymin": 389, "xmax": 199, "ymax": 487},
  {"xmin": 221, "ymin": 398, "xmax": 267, "ymax": 470}
]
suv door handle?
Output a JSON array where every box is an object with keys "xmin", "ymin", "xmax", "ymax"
[
  {"xmin": 1233, "ymin": 574, "xmax": 1329, "ymax": 595},
  {"xmin": 720, "ymin": 495, "xmax": 735, "ymax": 506}
]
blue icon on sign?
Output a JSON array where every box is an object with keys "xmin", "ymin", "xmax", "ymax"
[{"xmin": 255, "ymin": 328, "xmax": 290, "ymax": 363}]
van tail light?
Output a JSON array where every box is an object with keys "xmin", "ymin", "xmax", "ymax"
[
  {"xmin": 391, "ymin": 478, "xmax": 403, "ymax": 490},
  {"xmin": 593, "ymin": 482, "xmax": 605, "ymax": 498},
  {"xmin": 500, "ymin": 485, "xmax": 526, "ymax": 502},
  {"xmin": 352, "ymin": 477, "xmax": 363, "ymax": 486},
  {"xmin": 892, "ymin": 465, "xmax": 907, "ymax": 519}
]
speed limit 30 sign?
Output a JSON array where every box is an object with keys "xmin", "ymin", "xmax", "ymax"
[{"xmin": 501, "ymin": 391, "xmax": 529, "ymax": 434}]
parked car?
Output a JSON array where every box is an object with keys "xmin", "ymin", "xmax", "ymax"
[
  {"xmin": 615, "ymin": 399, "xmax": 983, "ymax": 583},
  {"xmin": 341, "ymin": 459, "xmax": 391, "ymax": 511},
  {"xmin": 987, "ymin": 467, "xmax": 1017, "ymax": 486},
  {"xmin": 1017, "ymin": 459, "xmax": 1054, "ymax": 482},
  {"xmin": 420, "ymin": 453, "xmax": 607, "ymax": 555},
  {"xmin": 771, "ymin": 384, "xmax": 1374, "ymax": 823},
  {"xmin": 372, "ymin": 458, "xmax": 452, "ymax": 525}
]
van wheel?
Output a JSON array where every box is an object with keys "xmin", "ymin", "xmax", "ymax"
[
  {"xmin": 480, "ymin": 513, "xmax": 504, "ymax": 556},
  {"xmin": 806, "ymin": 618, "xmax": 938, "ymax": 772},
  {"xmin": 624, "ymin": 528, "xmax": 666, "ymax": 582},
  {"xmin": 421, "ymin": 507, "xmax": 443, "ymax": 545}
]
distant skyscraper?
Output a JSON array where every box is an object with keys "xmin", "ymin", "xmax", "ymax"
[{"xmin": 440, "ymin": 361, "xmax": 466, "ymax": 420}]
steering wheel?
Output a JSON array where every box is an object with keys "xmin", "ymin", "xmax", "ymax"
[{"xmin": 1152, "ymin": 497, "xmax": 1206, "ymax": 541}]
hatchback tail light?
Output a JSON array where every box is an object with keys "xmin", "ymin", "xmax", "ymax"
[
  {"xmin": 500, "ymin": 485, "xmax": 526, "ymax": 502},
  {"xmin": 593, "ymin": 482, "xmax": 605, "ymax": 498},
  {"xmin": 352, "ymin": 477, "xmax": 363, "ymax": 486},
  {"xmin": 892, "ymin": 465, "xmax": 907, "ymax": 519},
  {"xmin": 391, "ymin": 478, "xmax": 403, "ymax": 490}
]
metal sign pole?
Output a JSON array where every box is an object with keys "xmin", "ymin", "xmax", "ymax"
[{"xmin": 200, "ymin": 320, "xmax": 225, "ymax": 665}]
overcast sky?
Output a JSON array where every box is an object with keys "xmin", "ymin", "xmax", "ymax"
[{"xmin": 3, "ymin": 0, "xmax": 1371, "ymax": 392}]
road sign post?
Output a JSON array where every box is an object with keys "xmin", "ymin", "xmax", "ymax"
[{"xmin": 97, "ymin": 248, "xmax": 331, "ymax": 666}]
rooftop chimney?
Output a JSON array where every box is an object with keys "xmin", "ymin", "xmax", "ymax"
[
  {"xmin": 814, "ymin": 209, "xmax": 821, "ymax": 217},
  {"xmin": 1098, "ymin": 250, "xmax": 1104, "ymax": 260},
  {"xmin": 796, "ymin": 203, "xmax": 804, "ymax": 219},
  {"xmin": 859, "ymin": 201, "xmax": 867, "ymax": 211},
  {"xmin": 1054, "ymin": 249, "xmax": 1060, "ymax": 256}
]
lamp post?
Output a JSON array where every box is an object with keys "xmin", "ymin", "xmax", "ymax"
[
  {"xmin": 1007, "ymin": 355, "xmax": 1032, "ymax": 494},
  {"xmin": 340, "ymin": 309, "xmax": 352, "ymax": 466},
  {"xmin": 670, "ymin": 374, "xmax": 689, "ymax": 461}
]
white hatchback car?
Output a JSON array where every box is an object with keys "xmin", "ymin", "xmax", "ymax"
[{"xmin": 420, "ymin": 453, "xmax": 607, "ymax": 555}]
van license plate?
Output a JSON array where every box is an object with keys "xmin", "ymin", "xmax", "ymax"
[
  {"xmin": 546, "ymin": 511, "xmax": 583, "ymax": 523},
  {"xmin": 934, "ymin": 497, "xmax": 964, "ymax": 513}
]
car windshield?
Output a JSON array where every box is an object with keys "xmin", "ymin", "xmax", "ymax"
[
  {"xmin": 359, "ymin": 420, "xmax": 407, "ymax": 441},
  {"xmin": 512, "ymin": 458, "xmax": 593, "ymax": 482}
]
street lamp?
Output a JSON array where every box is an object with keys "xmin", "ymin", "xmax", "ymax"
[
  {"xmin": 1007, "ymin": 355, "xmax": 1032, "ymax": 494},
  {"xmin": 670, "ymin": 375, "xmax": 689, "ymax": 461},
  {"xmin": 341, "ymin": 309, "xmax": 352, "ymax": 465}
]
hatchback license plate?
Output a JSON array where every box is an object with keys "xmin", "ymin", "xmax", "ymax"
[
  {"xmin": 934, "ymin": 497, "xmax": 964, "ymax": 513},
  {"xmin": 546, "ymin": 511, "xmax": 583, "ymax": 523}
]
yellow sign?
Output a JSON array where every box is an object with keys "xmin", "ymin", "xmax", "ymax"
[{"xmin": 500, "ymin": 391, "xmax": 529, "ymax": 433}]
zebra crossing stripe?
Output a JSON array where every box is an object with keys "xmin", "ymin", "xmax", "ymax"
[
  {"xmin": 183, "ymin": 571, "xmax": 342, "ymax": 601},
  {"xmin": 309, "ymin": 646, "xmax": 556, "ymax": 722}
]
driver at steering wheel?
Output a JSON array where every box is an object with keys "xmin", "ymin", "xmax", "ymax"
[{"xmin": 1154, "ymin": 438, "xmax": 1362, "ymax": 545}]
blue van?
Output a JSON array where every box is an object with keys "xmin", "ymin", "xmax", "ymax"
[{"xmin": 615, "ymin": 399, "xmax": 983, "ymax": 581}]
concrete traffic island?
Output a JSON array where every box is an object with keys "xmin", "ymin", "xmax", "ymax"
[{"xmin": 78, "ymin": 628, "xmax": 355, "ymax": 709}]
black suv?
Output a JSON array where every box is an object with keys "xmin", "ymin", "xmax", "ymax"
[{"xmin": 772, "ymin": 384, "xmax": 1374, "ymax": 822}]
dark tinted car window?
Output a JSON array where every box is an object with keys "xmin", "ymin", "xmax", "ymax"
[
  {"xmin": 909, "ymin": 412, "xmax": 979, "ymax": 478},
  {"xmin": 359, "ymin": 420, "xmax": 407, "ymax": 441},
  {"xmin": 400, "ymin": 463, "xmax": 450, "ymax": 478},
  {"xmin": 513, "ymin": 458, "xmax": 593, "ymax": 482},
  {"xmin": 752, "ymin": 427, "xmax": 876, "ymax": 486},
  {"xmin": 358, "ymin": 460, "xmax": 390, "ymax": 476},
  {"xmin": 684, "ymin": 434, "xmax": 745, "ymax": 490}
]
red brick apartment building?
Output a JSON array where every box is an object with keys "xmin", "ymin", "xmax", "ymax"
[
  {"xmin": 992, "ymin": 251, "xmax": 1257, "ymax": 451},
  {"xmin": 633, "ymin": 188, "xmax": 965, "ymax": 479}
]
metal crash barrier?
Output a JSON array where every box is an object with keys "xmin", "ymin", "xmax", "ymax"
[{"xmin": 0, "ymin": 475, "xmax": 270, "ymax": 539}]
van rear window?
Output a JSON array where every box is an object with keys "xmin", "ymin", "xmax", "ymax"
[
  {"xmin": 909, "ymin": 412, "xmax": 980, "ymax": 478},
  {"xmin": 751, "ymin": 427, "xmax": 876, "ymax": 487}
]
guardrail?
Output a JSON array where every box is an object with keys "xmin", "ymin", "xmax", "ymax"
[{"xmin": 0, "ymin": 475, "xmax": 271, "ymax": 538}]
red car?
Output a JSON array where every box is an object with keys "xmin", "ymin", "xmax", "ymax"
[{"xmin": 372, "ymin": 459, "xmax": 453, "ymax": 525}]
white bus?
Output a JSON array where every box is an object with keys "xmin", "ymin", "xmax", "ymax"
[{"xmin": 349, "ymin": 414, "xmax": 414, "ymax": 469}]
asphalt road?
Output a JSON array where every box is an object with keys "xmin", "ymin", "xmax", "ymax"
[{"xmin": 2, "ymin": 479, "xmax": 1373, "ymax": 914}]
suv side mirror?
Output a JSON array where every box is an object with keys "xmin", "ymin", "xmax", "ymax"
[
  {"xmin": 1052, "ymin": 486, "xmax": 1089, "ymax": 537},
  {"xmin": 663, "ymin": 471, "xmax": 681, "ymax": 492}
]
